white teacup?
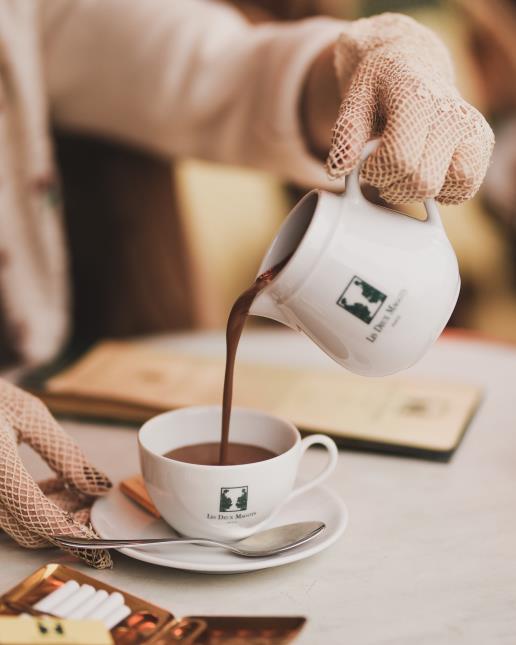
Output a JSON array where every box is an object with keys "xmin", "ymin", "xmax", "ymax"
[{"xmin": 138, "ymin": 406, "xmax": 338, "ymax": 540}]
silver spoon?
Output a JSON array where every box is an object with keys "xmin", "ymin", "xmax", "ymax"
[{"xmin": 53, "ymin": 521, "xmax": 325, "ymax": 558}]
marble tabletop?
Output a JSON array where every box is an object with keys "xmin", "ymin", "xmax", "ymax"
[{"xmin": 2, "ymin": 329, "xmax": 516, "ymax": 645}]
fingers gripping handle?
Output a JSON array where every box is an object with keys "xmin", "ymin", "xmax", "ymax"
[
  {"xmin": 344, "ymin": 138, "xmax": 444, "ymax": 229},
  {"xmin": 288, "ymin": 434, "xmax": 338, "ymax": 501}
]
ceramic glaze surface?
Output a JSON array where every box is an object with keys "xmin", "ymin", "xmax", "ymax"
[
  {"xmin": 138, "ymin": 407, "xmax": 337, "ymax": 540},
  {"xmin": 250, "ymin": 140, "xmax": 460, "ymax": 376}
]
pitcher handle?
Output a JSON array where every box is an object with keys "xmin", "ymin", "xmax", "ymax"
[{"xmin": 345, "ymin": 138, "xmax": 444, "ymax": 229}]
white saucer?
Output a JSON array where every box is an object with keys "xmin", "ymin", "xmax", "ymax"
[{"xmin": 91, "ymin": 485, "xmax": 348, "ymax": 574}]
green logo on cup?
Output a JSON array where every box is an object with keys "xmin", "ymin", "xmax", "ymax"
[
  {"xmin": 337, "ymin": 276, "xmax": 387, "ymax": 324},
  {"xmin": 219, "ymin": 486, "xmax": 248, "ymax": 512}
]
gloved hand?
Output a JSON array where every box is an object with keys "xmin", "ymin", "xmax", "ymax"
[
  {"xmin": 0, "ymin": 379, "xmax": 112, "ymax": 568},
  {"xmin": 326, "ymin": 13, "xmax": 494, "ymax": 204}
]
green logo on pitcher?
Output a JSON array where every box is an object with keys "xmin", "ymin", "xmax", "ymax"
[
  {"xmin": 219, "ymin": 486, "xmax": 248, "ymax": 512},
  {"xmin": 337, "ymin": 276, "xmax": 387, "ymax": 324}
]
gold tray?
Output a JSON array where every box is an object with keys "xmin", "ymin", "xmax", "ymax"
[{"xmin": 1, "ymin": 564, "xmax": 305, "ymax": 644}]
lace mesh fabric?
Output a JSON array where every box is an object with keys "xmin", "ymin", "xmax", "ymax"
[
  {"xmin": 326, "ymin": 14, "xmax": 494, "ymax": 204},
  {"xmin": 0, "ymin": 379, "xmax": 112, "ymax": 568}
]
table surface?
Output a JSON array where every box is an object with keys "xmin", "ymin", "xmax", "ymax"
[{"xmin": 2, "ymin": 329, "xmax": 516, "ymax": 645}]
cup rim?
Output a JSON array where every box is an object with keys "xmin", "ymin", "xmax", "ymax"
[{"xmin": 138, "ymin": 405, "xmax": 301, "ymax": 470}]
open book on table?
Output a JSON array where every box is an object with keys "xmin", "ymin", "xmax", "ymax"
[{"xmin": 23, "ymin": 339, "xmax": 482, "ymax": 461}]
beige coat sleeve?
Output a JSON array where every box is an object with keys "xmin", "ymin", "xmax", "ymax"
[{"xmin": 41, "ymin": 0, "xmax": 343, "ymax": 188}]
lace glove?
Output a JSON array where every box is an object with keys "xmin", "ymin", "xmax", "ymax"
[
  {"xmin": 326, "ymin": 13, "xmax": 494, "ymax": 204},
  {"xmin": 0, "ymin": 379, "xmax": 112, "ymax": 568}
]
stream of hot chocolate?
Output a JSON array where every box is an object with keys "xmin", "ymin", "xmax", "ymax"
[{"xmin": 219, "ymin": 255, "xmax": 292, "ymax": 465}]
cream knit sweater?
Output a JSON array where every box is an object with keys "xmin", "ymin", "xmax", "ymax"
[{"xmin": 0, "ymin": 0, "xmax": 342, "ymax": 363}]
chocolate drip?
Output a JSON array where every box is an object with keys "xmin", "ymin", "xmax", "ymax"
[{"xmin": 219, "ymin": 255, "xmax": 291, "ymax": 464}]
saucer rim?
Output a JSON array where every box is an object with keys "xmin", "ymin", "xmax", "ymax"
[{"xmin": 91, "ymin": 485, "xmax": 348, "ymax": 573}]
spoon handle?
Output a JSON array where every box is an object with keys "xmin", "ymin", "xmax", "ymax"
[{"xmin": 52, "ymin": 535, "xmax": 223, "ymax": 550}]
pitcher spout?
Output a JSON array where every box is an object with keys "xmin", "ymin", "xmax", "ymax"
[{"xmin": 249, "ymin": 290, "xmax": 293, "ymax": 328}]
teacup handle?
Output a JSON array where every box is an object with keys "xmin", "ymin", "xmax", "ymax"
[
  {"xmin": 345, "ymin": 138, "xmax": 444, "ymax": 229},
  {"xmin": 287, "ymin": 434, "xmax": 339, "ymax": 501}
]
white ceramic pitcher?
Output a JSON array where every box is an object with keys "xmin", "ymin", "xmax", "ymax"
[{"xmin": 249, "ymin": 139, "xmax": 460, "ymax": 376}]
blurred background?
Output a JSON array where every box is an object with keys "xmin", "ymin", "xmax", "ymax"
[{"xmin": 58, "ymin": 0, "xmax": 516, "ymax": 347}]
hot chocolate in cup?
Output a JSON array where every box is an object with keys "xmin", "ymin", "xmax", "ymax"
[{"xmin": 138, "ymin": 406, "xmax": 338, "ymax": 540}]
